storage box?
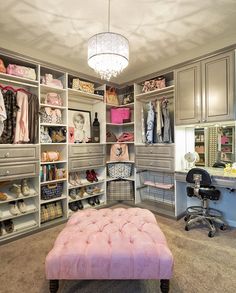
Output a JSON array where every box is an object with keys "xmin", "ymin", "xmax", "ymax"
[{"xmin": 107, "ymin": 180, "xmax": 134, "ymax": 201}]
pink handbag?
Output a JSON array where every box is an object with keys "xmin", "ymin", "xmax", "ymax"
[
  {"xmin": 117, "ymin": 132, "xmax": 134, "ymax": 142},
  {"xmin": 41, "ymin": 74, "xmax": 63, "ymax": 89},
  {"xmin": 6, "ymin": 64, "xmax": 36, "ymax": 80},
  {"xmin": 45, "ymin": 93, "xmax": 63, "ymax": 106},
  {"xmin": 110, "ymin": 108, "xmax": 131, "ymax": 124},
  {"xmin": 41, "ymin": 151, "xmax": 60, "ymax": 162},
  {"xmin": 110, "ymin": 143, "xmax": 129, "ymax": 161}
]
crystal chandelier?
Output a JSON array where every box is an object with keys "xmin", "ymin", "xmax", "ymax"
[{"xmin": 87, "ymin": 0, "xmax": 129, "ymax": 81}]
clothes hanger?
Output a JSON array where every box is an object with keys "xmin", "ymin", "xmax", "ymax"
[{"xmin": 16, "ymin": 88, "xmax": 31, "ymax": 95}]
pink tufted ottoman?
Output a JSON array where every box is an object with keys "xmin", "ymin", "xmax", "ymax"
[{"xmin": 45, "ymin": 208, "xmax": 173, "ymax": 293}]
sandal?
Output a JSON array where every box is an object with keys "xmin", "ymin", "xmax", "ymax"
[
  {"xmin": 75, "ymin": 172, "xmax": 82, "ymax": 185},
  {"xmin": 3, "ymin": 219, "xmax": 14, "ymax": 233},
  {"xmin": 21, "ymin": 179, "xmax": 30, "ymax": 196}
]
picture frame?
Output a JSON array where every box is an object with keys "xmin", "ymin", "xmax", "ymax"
[{"xmin": 68, "ymin": 109, "xmax": 91, "ymax": 143}]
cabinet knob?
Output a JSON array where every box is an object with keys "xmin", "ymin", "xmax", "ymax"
[
  {"xmin": 202, "ymin": 119, "xmax": 206, "ymax": 122},
  {"xmin": 150, "ymin": 150, "xmax": 153, "ymax": 153},
  {"xmin": 5, "ymin": 170, "xmax": 10, "ymax": 175},
  {"xmin": 149, "ymin": 162, "xmax": 153, "ymax": 166},
  {"xmin": 4, "ymin": 152, "xmax": 9, "ymax": 158}
]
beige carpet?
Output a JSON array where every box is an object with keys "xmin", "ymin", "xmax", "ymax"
[{"xmin": 0, "ymin": 204, "xmax": 236, "ymax": 293}]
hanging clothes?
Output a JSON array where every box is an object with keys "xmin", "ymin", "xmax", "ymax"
[
  {"xmin": 0, "ymin": 91, "xmax": 7, "ymax": 137},
  {"xmin": 14, "ymin": 91, "xmax": 29, "ymax": 143},
  {"xmin": 28, "ymin": 93, "xmax": 39, "ymax": 144},
  {"xmin": 155, "ymin": 100, "xmax": 163, "ymax": 143},
  {"xmin": 0, "ymin": 90, "xmax": 18, "ymax": 144},
  {"xmin": 141, "ymin": 106, "xmax": 146, "ymax": 143},
  {"xmin": 146, "ymin": 101, "xmax": 155, "ymax": 144},
  {"xmin": 162, "ymin": 99, "xmax": 172, "ymax": 143}
]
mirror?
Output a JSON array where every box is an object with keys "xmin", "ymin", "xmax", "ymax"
[{"xmin": 194, "ymin": 125, "xmax": 235, "ymax": 167}]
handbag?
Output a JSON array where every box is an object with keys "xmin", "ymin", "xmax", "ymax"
[
  {"xmin": 117, "ymin": 132, "xmax": 134, "ymax": 142},
  {"xmin": 106, "ymin": 87, "xmax": 119, "ymax": 105},
  {"xmin": 41, "ymin": 151, "xmax": 60, "ymax": 162},
  {"xmin": 44, "ymin": 93, "xmax": 63, "ymax": 106},
  {"xmin": 0, "ymin": 59, "xmax": 6, "ymax": 73},
  {"xmin": 107, "ymin": 162, "xmax": 132, "ymax": 178},
  {"xmin": 6, "ymin": 64, "xmax": 36, "ymax": 80},
  {"xmin": 40, "ymin": 201, "xmax": 63, "ymax": 223},
  {"xmin": 41, "ymin": 183, "xmax": 63, "ymax": 200},
  {"xmin": 110, "ymin": 143, "xmax": 129, "ymax": 161},
  {"xmin": 142, "ymin": 76, "xmax": 166, "ymax": 92},
  {"xmin": 107, "ymin": 180, "xmax": 134, "ymax": 201},
  {"xmin": 40, "ymin": 126, "xmax": 52, "ymax": 143},
  {"xmin": 40, "ymin": 107, "xmax": 62, "ymax": 124},
  {"xmin": 106, "ymin": 131, "xmax": 117, "ymax": 142},
  {"xmin": 72, "ymin": 78, "xmax": 94, "ymax": 93},
  {"xmin": 110, "ymin": 107, "xmax": 131, "ymax": 124},
  {"xmin": 41, "ymin": 74, "xmax": 63, "ymax": 89}
]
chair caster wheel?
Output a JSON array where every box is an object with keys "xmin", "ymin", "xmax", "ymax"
[
  {"xmin": 208, "ymin": 231, "xmax": 215, "ymax": 238},
  {"xmin": 185, "ymin": 225, "xmax": 189, "ymax": 231},
  {"xmin": 220, "ymin": 224, "xmax": 227, "ymax": 231}
]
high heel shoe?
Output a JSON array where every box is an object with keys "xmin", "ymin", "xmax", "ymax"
[
  {"xmin": 69, "ymin": 173, "xmax": 77, "ymax": 186},
  {"xmin": 91, "ymin": 169, "xmax": 98, "ymax": 182},
  {"xmin": 21, "ymin": 179, "xmax": 30, "ymax": 196},
  {"xmin": 86, "ymin": 170, "xmax": 94, "ymax": 183},
  {"xmin": 74, "ymin": 172, "xmax": 82, "ymax": 185}
]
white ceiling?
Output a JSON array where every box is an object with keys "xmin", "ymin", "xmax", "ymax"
[{"xmin": 0, "ymin": 0, "xmax": 236, "ymax": 84}]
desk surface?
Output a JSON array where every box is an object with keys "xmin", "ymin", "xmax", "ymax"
[{"xmin": 175, "ymin": 167, "xmax": 236, "ymax": 179}]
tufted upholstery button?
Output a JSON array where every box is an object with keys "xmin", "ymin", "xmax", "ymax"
[
  {"xmin": 92, "ymin": 221, "xmax": 96, "ymax": 224},
  {"xmin": 86, "ymin": 240, "xmax": 89, "ymax": 244},
  {"xmin": 110, "ymin": 220, "xmax": 113, "ymax": 224},
  {"xmin": 80, "ymin": 230, "xmax": 83, "ymax": 232}
]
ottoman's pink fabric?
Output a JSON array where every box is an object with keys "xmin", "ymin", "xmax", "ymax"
[{"xmin": 45, "ymin": 208, "xmax": 173, "ymax": 280}]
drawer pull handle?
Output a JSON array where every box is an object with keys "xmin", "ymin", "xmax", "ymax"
[
  {"xmin": 5, "ymin": 152, "xmax": 10, "ymax": 158},
  {"xmin": 5, "ymin": 170, "xmax": 10, "ymax": 175},
  {"xmin": 149, "ymin": 162, "xmax": 153, "ymax": 166}
]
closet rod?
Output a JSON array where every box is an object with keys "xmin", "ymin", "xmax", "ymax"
[{"xmin": 0, "ymin": 77, "xmax": 38, "ymax": 88}]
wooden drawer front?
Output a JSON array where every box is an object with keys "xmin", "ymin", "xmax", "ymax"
[
  {"xmin": 136, "ymin": 158, "xmax": 175, "ymax": 172},
  {"xmin": 0, "ymin": 162, "xmax": 39, "ymax": 181},
  {"xmin": 0, "ymin": 145, "xmax": 39, "ymax": 163},
  {"xmin": 136, "ymin": 145, "xmax": 175, "ymax": 158},
  {"xmin": 69, "ymin": 145, "xmax": 105, "ymax": 158},
  {"xmin": 69, "ymin": 157, "xmax": 105, "ymax": 171}
]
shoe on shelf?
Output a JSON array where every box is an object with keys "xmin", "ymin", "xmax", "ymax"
[
  {"xmin": 21, "ymin": 179, "xmax": 30, "ymax": 196},
  {"xmin": 94, "ymin": 196, "xmax": 100, "ymax": 205},
  {"xmin": 76, "ymin": 200, "xmax": 84, "ymax": 210},
  {"xmin": 75, "ymin": 172, "xmax": 82, "ymax": 185},
  {"xmin": 91, "ymin": 169, "xmax": 98, "ymax": 182},
  {"xmin": 93, "ymin": 186, "xmax": 101, "ymax": 194},
  {"xmin": 0, "ymin": 192, "xmax": 8, "ymax": 201},
  {"xmin": 0, "ymin": 222, "xmax": 3, "ymax": 236},
  {"xmin": 77, "ymin": 187, "xmax": 86, "ymax": 198},
  {"xmin": 87, "ymin": 197, "xmax": 95, "ymax": 206},
  {"xmin": 69, "ymin": 202, "xmax": 79, "ymax": 212},
  {"xmin": 9, "ymin": 201, "xmax": 21, "ymax": 216},
  {"xmin": 69, "ymin": 189, "xmax": 77, "ymax": 200},
  {"xmin": 86, "ymin": 186, "xmax": 94, "ymax": 195},
  {"xmin": 17, "ymin": 200, "xmax": 27, "ymax": 213},
  {"xmin": 3, "ymin": 219, "xmax": 14, "ymax": 234},
  {"xmin": 69, "ymin": 173, "xmax": 77, "ymax": 186},
  {"xmin": 9, "ymin": 184, "xmax": 22, "ymax": 198},
  {"xmin": 86, "ymin": 170, "xmax": 94, "ymax": 183}
]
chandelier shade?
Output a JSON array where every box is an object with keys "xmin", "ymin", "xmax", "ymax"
[{"xmin": 88, "ymin": 32, "xmax": 129, "ymax": 81}]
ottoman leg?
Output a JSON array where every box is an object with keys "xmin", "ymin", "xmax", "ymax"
[
  {"xmin": 49, "ymin": 280, "xmax": 59, "ymax": 293},
  {"xmin": 160, "ymin": 279, "xmax": 169, "ymax": 293}
]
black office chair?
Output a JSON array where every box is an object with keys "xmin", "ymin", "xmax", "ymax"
[{"xmin": 185, "ymin": 168, "xmax": 227, "ymax": 237}]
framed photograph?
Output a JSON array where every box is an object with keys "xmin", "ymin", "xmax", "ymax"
[{"xmin": 68, "ymin": 109, "xmax": 91, "ymax": 143}]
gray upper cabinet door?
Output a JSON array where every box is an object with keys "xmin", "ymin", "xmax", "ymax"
[
  {"xmin": 202, "ymin": 51, "xmax": 235, "ymax": 122},
  {"xmin": 175, "ymin": 62, "xmax": 201, "ymax": 125}
]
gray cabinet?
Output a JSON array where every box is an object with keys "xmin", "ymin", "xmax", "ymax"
[
  {"xmin": 0, "ymin": 145, "xmax": 39, "ymax": 163},
  {"xmin": 175, "ymin": 51, "xmax": 235, "ymax": 125}
]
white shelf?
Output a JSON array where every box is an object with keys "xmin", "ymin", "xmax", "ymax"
[
  {"xmin": 40, "ymin": 84, "xmax": 66, "ymax": 93},
  {"xmin": 106, "ymin": 141, "xmax": 134, "ymax": 144},
  {"xmin": 68, "ymin": 202, "xmax": 106, "ymax": 215},
  {"xmin": 0, "ymin": 72, "xmax": 39, "ymax": 86},
  {"xmin": 40, "ymin": 195, "xmax": 67, "ymax": 204},
  {"xmin": 40, "ymin": 103, "xmax": 67, "ymax": 110},
  {"xmin": 106, "ymin": 176, "xmax": 135, "ymax": 182},
  {"xmin": 68, "ymin": 179, "xmax": 105, "ymax": 189},
  {"xmin": 136, "ymin": 85, "xmax": 174, "ymax": 101},
  {"xmin": 69, "ymin": 191, "xmax": 104, "ymax": 203},
  {"xmin": 0, "ymin": 207, "xmax": 38, "ymax": 221},
  {"xmin": 107, "ymin": 160, "xmax": 135, "ymax": 164},
  {"xmin": 40, "ymin": 216, "xmax": 66, "ymax": 227},
  {"xmin": 106, "ymin": 102, "xmax": 134, "ymax": 109},
  {"xmin": 40, "ymin": 123, "xmax": 67, "ymax": 127},
  {"xmin": 0, "ymin": 193, "xmax": 38, "ymax": 204},
  {"xmin": 40, "ymin": 143, "xmax": 67, "ymax": 145},
  {"xmin": 0, "ymin": 220, "xmax": 38, "ymax": 240},
  {"xmin": 68, "ymin": 88, "xmax": 103, "ymax": 104},
  {"xmin": 40, "ymin": 160, "xmax": 67, "ymax": 165},
  {"xmin": 40, "ymin": 178, "xmax": 67, "ymax": 185},
  {"xmin": 106, "ymin": 122, "xmax": 134, "ymax": 126}
]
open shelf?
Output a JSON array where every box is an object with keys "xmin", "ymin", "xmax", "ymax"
[
  {"xmin": 136, "ymin": 85, "xmax": 174, "ymax": 101},
  {"xmin": 40, "ymin": 84, "xmax": 66, "ymax": 93},
  {"xmin": 68, "ymin": 88, "xmax": 103, "ymax": 104}
]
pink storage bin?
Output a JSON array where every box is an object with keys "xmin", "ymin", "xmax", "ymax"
[{"xmin": 110, "ymin": 107, "xmax": 131, "ymax": 124}]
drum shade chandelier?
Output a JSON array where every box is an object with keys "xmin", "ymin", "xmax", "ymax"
[{"xmin": 87, "ymin": 0, "xmax": 129, "ymax": 81}]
